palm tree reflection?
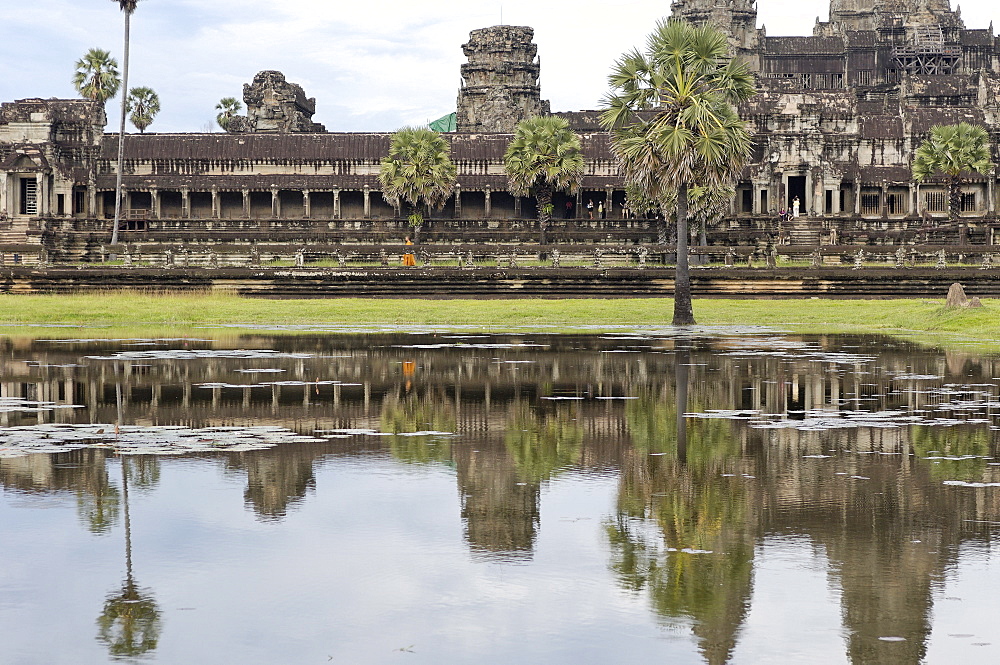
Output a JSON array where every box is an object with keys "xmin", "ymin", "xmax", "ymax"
[
  {"xmin": 610, "ymin": 347, "xmax": 755, "ymax": 665},
  {"xmin": 97, "ymin": 363, "xmax": 161, "ymax": 659}
]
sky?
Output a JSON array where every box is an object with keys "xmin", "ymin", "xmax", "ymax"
[{"xmin": 2, "ymin": 0, "xmax": 998, "ymax": 134}]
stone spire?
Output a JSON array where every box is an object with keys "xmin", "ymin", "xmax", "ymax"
[
  {"xmin": 227, "ymin": 70, "xmax": 325, "ymax": 134},
  {"xmin": 456, "ymin": 25, "xmax": 550, "ymax": 133},
  {"xmin": 669, "ymin": 0, "xmax": 761, "ymax": 67}
]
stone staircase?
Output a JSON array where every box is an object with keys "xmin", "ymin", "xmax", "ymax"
[{"xmin": 785, "ymin": 217, "xmax": 822, "ymax": 246}]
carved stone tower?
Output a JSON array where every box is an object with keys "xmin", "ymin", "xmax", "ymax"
[
  {"xmin": 456, "ymin": 26, "xmax": 550, "ymax": 133},
  {"xmin": 670, "ymin": 0, "xmax": 761, "ymax": 67},
  {"xmin": 227, "ymin": 70, "xmax": 325, "ymax": 134}
]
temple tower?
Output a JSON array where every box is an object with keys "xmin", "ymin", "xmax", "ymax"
[
  {"xmin": 227, "ymin": 71, "xmax": 325, "ymax": 134},
  {"xmin": 456, "ymin": 26, "xmax": 550, "ymax": 133},
  {"xmin": 670, "ymin": 0, "xmax": 761, "ymax": 67}
]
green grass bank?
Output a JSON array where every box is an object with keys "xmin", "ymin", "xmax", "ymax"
[{"xmin": 0, "ymin": 293, "xmax": 995, "ymax": 349}]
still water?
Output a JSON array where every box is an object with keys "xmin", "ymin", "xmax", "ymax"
[{"xmin": 1, "ymin": 329, "xmax": 999, "ymax": 664}]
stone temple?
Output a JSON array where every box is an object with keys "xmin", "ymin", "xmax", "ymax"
[{"xmin": 2, "ymin": 0, "xmax": 1000, "ymax": 264}]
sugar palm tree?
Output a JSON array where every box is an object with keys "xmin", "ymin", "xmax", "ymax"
[
  {"xmin": 215, "ymin": 97, "xmax": 243, "ymax": 131},
  {"xmin": 912, "ymin": 122, "xmax": 993, "ymax": 223},
  {"xmin": 72, "ymin": 48, "xmax": 121, "ymax": 104},
  {"xmin": 110, "ymin": 0, "xmax": 141, "ymax": 247},
  {"xmin": 126, "ymin": 86, "xmax": 159, "ymax": 133},
  {"xmin": 504, "ymin": 115, "xmax": 584, "ymax": 246},
  {"xmin": 601, "ymin": 20, "xmax": 755, "ymax": 325},
  {"xmin": 378, "ymin": 127, "xmax": 457, "ymax": 244}
]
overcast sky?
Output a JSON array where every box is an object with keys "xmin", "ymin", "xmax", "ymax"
[{"xmin": 2, "ymin": 0, "xmax": 997, "ymax": 134}]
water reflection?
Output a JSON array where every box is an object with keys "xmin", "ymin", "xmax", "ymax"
[
  {"xmin": 0, "ymin": 332, "xmax": 999, "ymax": 663},
  {"xmin": 96, "ymin": 458, "xmax": 161, "ymax": 660}
]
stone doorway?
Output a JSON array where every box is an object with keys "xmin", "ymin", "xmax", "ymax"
[{"xmin": 787, "ymin": 176, "xmax": 806, "ymax": 214}]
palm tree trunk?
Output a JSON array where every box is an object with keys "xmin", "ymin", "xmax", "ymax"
[
  {"xmin": 675, "ymin": 347, "xmax": 689, "ymax": 464},
  {"xmin": 111, "ymin": 11, "xmax": 131, "ymax": 247},
  {"xmin": 949, "ymin": 174, "xmax": 961, "ymax": 225},
  {"xmin": 673, "ymin": 183, "xmax": 696, "ymax": 325},
  {"xmin": 536, "ymin": 186, "xmax": 552, "ymax": 247}
]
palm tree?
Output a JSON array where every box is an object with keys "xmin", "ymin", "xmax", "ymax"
[
  {"xmin": 601, "ymin": 20, "xmax": 755, "ymax": 325},
  {"xmin": 126, "ymin": 86, "xmax": 159, "ymax": 133},
  {"xmin": 110, "ymin": 0, "xmax": 141, "ymax": 247},
  {"xmin": 504, "ymin": 115, "xmax": 584, "ymax": 246},
  {"xmin": 215, "ymin": 97, "xmax": 243, "ymax": 131},
  {"xmin": 72, "ymin": 48, "xmax": 121, "ymax": 104},
  {"xmin": 912, "ymin": 122, "xmax": 993, "ymax": 223},
  {"xmin": 378, "ymin": 127, "xmax": 457, "ymax": 244}
]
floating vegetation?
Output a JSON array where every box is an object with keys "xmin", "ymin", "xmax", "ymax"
[
  {"xmin": 391, "ymin": 343, "xmax": 548, "ymax": 350},
  {"xmin": 0, "ymin": 424, "xmax": 322, "ymax": 458},
  {"xmin": 0, "ymin": 398, "xmax": 85, "ymax": 414},
  {"xmin": 943, "ymin": 480, "xmax": 1000, "ymax": 487},
  {"xmin": 86, "ymin": 349, "xmax": 313, "ymax": 361},
  {"xmin": 315, "ymin": 428, "xmax": 454, "ymax": 437}
]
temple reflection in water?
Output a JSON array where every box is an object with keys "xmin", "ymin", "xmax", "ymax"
[{"xmin": 1, "ymin": 331, "xmax": 998, "ymax": 664}]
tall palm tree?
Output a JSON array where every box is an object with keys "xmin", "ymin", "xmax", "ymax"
[
  {"xmin": 72, "ymin": 48, "xmax": 121, "ymax": 104},
  {"xmin": 111, "ymin": 0, "xmax": 141, "ymax": 247},
  {"xmin": 215, "ymin": 97, "xmax": 243, "ymax": 131},
  {"xmin": 378, "ymin": 127, "xmax": 457, "ymax": 244},
  {"xmin": 126, "ymin": 86, "xmax": 159, "ymax": 133},
  {"xmin": 912, "ymin": 122, "xmax": 993, "ymax": 223},
  {"xmin": 601, "ymin": 20, "xmax": 755, "ymax": 325},
  {"xmin": 504, "ymin": 115, "xmax": 584, "ymax": 246}
]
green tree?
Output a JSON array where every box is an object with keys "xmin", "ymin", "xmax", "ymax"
[
  {"xmin": 504, "ymin": 115, "xmax": 584, "ymax": 245},
  {"xmin": 72, "ymin": 48, "xmax": 121, "ymax": 104},
  {"xmin": 912, "ymin": 122, "xmax": 993, "ymax": 223},
  {"xmin": 215, "ymin": 97, "xmax": 243, "ymax": 131},
  {"xmin": 601, "ymin": 20, "xmax": 755, "ymax": 325},
  {"xmin": 126, "ymin": 86, "xmax": 159, "ymax": 133},
  {"xmin": 378, "ymin": 127, "xmax": 457, "ymax": 244},
  {"xmin": 110, "ymin": 0, "xmax": 141, "ymax": 247}
]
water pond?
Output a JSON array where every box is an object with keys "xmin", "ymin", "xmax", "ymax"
[{"xmin": 1, "ymin": 329, "xmax": 999, "ymax": 664}]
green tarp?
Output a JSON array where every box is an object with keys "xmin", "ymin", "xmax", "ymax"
[{"xmin": 428, "ymin": 112, "xmax": 457, "ymax": 132}]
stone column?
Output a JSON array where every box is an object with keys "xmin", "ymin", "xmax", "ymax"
[
  {"xmin": 605, "ymin": 186, "xmax": 614, "ymax": 218},
  {"xmin": 881, "ymin": 182, "xmax": 888, "ymax": 219},
  {"xmin": 181, "ymin": 188, "xmax": 190, "ymax": 219},
  {"xmin": 908, "ymin": 183, "xmax": 916, "ymax": 217},
  {"xmin": 303, "ymin": 189, "xmax": 311, "ymax": 219},
  {"xmin": 87, "ymin": 183, "xmax": 96, "ymax": 218},
  {"xmin": 333, "ymin": 189, "xmax": 341, "ymax": 219},
  {"xmin": 989, "ymin": 173, "xmax": 996, "ymax": 213},
  {"xmin": 363, "ymin": 186, "xmax": 371, "ymax": 219},
  {"xmin": 0, "ymin": 173, "xmax": 7, "ymax": 215},
  {"xmin": 812, "ymin": 172, "xmax": 823, "ymax": 216},
  {"xmin": 242, "ymin": 188, "xmax": 250, "ymax": 219},
  {"xmin": 211, "ymin": 187, "xmax": 220, "ymax": 219},
  {"xmin": 270, "ymin": 188, "xmax": 279, "ymax": 218},
  {"xmin": 484, "ymin": 188, "xmax": 492, "ymax": 218},
  {"xmin": 853, "ymin": 181, "xmax": 861, "ymax": 215},
  {"xmin": 513, "ymin": 196, "xmax": 521, "ymax": 218},
  {"xmin": 576, "ymin": 190, "xmax": 583, "ymax": 219},
  {"xmin": 454, "ymin": 185, "xmax": 462, "ymax": 218},
  {"xmin": 124, "ymin": 191, "xmax": 131, "ymax": 220},
  {"xmin": 150, "ymin": 188, "xmax": 160, "ymax": 219},
  {"xmin": 35, "ymin": 173, "xmax": 45, "ymax": 215}
]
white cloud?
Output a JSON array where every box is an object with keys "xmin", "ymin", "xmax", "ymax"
[{"xmin": 1, "ymin": 0, "xmax": 997, "ymax": 132}]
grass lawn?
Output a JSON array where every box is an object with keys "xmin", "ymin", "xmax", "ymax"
[{"xmin": 0, "ymin": 292, "xmax": 995, "ymax": 349}]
